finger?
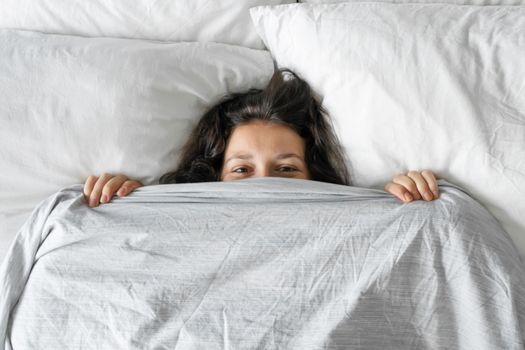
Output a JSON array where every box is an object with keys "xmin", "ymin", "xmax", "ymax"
[
  {"xmin": 421, "ymin": 170, "xmax": 439, "ymax": 198},
  {"xmin": 117, "ymin": 180, "xmax": 143, "ymax": 197},
  {"xmin": 83, "ymin": 175, "xmax": 98, "ymax": 200},
  {"xmin": 89, "ymin": 173, "xmax": 113, "ymax": 207},
  {"xmin": 406, "ymin": 170, "xmax": 434, "ymax": 201},
  {"xmin": 392, "ymin": 174, "xmax": 422, "ymax": 200},
  {"xmin": 384, "ymin": 182, "xmax": 415, "ymax": 202},
  {"xmin": 100, "ymin": 175, "xmax": 128, "ymax": 203}
]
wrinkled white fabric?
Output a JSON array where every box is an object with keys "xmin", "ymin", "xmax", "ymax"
[
  {"xmin": 301, "ymin": 0, "xmax": 525, "ymax": 5},
  {"xmin": 0, "ymin": 212, "xmax": 29, "ymax": 268},
  {"xmin": 1, "ymin": 178, "xmax": 524, "ymax": 349},
  {"xmin": 250, "ymin": 3, "xmax": 525, "ymax": 260},
  {"xmin": 0, "ymin": 29, "xmax": 274, "ymax": 263},
  {"xmin": 0, "ymin": 0, "xmax": 295, "ymax": 49}
]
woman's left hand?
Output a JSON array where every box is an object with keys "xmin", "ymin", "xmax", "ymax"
[{"xmin": 384, "ymin": 170, "xmax": 439, "ymax": 203}]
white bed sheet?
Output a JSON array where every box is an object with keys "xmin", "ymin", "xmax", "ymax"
[{"xmin": 0, "ymin": 210, "xmax": 32, "ymax": 265}]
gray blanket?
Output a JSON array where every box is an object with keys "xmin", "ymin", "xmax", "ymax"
[{"xmin": 1, "ymin": 178, "xmax": 524, "ymax": 349}]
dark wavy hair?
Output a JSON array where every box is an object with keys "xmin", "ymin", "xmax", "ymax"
[{"xmin": 159, "ymin": 68, "xmax": 351, "ymax": 186}]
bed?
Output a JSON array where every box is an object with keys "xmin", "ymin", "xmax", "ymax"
[{"xmin": 1, "ymin": 0, "xmax": 524, "ymax": 349}]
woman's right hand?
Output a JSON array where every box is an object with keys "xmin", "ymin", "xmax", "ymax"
[{"xmin": 83, "ymin": 173, "xmax": 143, "ymax": 207}]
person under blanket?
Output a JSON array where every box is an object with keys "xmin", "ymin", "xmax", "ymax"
[{"xmin": 83, "ymin": 68, "xmax": 440, "ymax": 208}]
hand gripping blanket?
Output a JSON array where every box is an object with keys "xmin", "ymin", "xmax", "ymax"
[{"xmin": 1, "ymin": 178, "xmax": 524, "ymax": 349}]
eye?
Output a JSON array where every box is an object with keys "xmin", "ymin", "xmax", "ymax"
[
  {"xmin": 233, "ymin": 167, "xmax": 249, "ymax": 174},
  {"xmin": 278, "ymin": 166, "xmax": 297, "ymax": 172}
]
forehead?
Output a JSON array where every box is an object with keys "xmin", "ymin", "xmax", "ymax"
[{"xmin": 224, "ymin": 121, "xmax": 305, "ymax": 155}]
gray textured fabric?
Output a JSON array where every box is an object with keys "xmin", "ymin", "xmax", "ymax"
[{"xmin": 1, "ymin": 177, "xmax": 524, "ymax": 349}]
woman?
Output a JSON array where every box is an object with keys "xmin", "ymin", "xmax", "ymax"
[{"xmin": 84, "ymin": 69, "xmax": 439, "ymax": 207}]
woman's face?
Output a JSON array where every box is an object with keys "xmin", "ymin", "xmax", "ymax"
[{"xmin": 220, "ymin": 121, "xmax": 311, "ymax": 181}]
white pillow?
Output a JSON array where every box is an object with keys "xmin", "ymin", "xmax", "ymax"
[
  {"xmin": 250, "ymin": 3, "xmax": 525, "ymax": 260},
  {"xmin": 0, "ymin": 0, "xmax": 295, "ymax": 49},
  {"xmin": 0, "ymin": 29, "xmax": 273, "ymax": 216},
  {"xmin": 301, "ymin": 0, "xmax": 524, "ymax": 5}
]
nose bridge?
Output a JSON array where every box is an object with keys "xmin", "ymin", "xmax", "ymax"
[
  {"xmin": 254, "ymin": 159, "xmax": 272, "ymax": 178},
  {"xmin": 257, "ymin": 165, "xmax": 272, "ymax": 177}
]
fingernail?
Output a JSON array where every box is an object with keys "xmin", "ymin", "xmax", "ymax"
[
  {"xmin": 101, "ymin": 195, "xmax": 108, "ymax": 203},
  {"xmin": 404, "ymin": 193, "xmax": 413, "ymax": 202},
  {"xmin": 432, "ymin": 190, "xmax": 439, "ymax": 198},
  {"xmin": 423, "ymin": 191, "xmax": 432, "ymax": 201},
  {"xmin": 89, "ymin": 198, "xmax": 97, "ymax": 207}
]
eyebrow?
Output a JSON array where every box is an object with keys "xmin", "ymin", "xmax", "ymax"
[{"xmin": 224, "ymin": 153, "xmax": 304, "ymax": 164}]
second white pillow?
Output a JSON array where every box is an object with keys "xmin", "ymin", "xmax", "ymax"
[{"xmin": 251, "ymin": 2, "xmax": 525, "ymax": 260}]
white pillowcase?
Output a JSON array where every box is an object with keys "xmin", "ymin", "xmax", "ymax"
[
  {"xmin": 251, "ymin": 3, "xmax": 525, "ymax": 260},
  {"xmin": 0, "ymin": 0, "xmax": 295, "ymax": 49},
  {"xmin": 301, "ymin": 0, "xmax": 524, "ymax": 5},
  {"xmin": 0, "ymin": 29, "xmax": 273, "ymax": 217}
]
